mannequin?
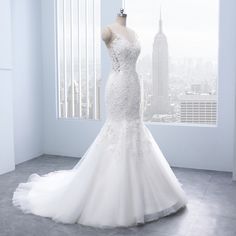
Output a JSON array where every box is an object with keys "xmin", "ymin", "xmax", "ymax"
[{"xmin": 101, "ymin": 8, "xmax": 136, "ymax": 47}]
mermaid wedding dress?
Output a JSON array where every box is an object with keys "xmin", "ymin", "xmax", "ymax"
[{"xmin": 12, "ymin": 29, "xmax": 187, "ymax": 228}]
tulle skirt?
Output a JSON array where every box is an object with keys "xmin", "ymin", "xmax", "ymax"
[{"xmin": 13, "ymin": 119, "xmax": 187, "ymax": 228}]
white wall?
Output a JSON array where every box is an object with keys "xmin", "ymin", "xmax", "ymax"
[
  {"xmin": 0, "ymin": 74, "xmax": 15, "ymax": 175},
  {"xmin": 0, "ymin": 0, "xmax": 15, "ymax": 174},
  {"xmin": 41, "ymin": 0, "xmax": 236, "ymax": 172},
  {"xmin": 11, "ymin": 0, "xmax": 43, "ymax": 164}
]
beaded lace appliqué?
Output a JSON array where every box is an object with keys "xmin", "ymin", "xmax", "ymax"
[{"xmin": 105, "ymin": 31, "xmax": 143, "ymax": 122}]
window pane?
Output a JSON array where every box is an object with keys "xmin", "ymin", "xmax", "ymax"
[
  {"xmin": 126, "ymin": 0, "xmax": 218, "ymax": 125},
  {"xmin": 56, "ymin": 0, "xmax": 101, "ymax": 120}
]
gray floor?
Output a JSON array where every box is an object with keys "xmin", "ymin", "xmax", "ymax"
[{"xmin": 0, "ymin": 155, "xmax": 236, "ymax": 236}]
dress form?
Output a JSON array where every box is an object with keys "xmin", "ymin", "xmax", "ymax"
[{"xmin": 102, "ymin": 9, "xmax": 136, "ymax": 47}]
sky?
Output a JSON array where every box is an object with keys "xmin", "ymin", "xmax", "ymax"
[{"xmin": 126, "ymin": 0, "xmax": 219, "ymax": 59}]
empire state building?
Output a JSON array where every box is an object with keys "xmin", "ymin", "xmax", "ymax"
[{"xmin": 152, "ymin": 11, "xmax": 170, "ymax": 115}]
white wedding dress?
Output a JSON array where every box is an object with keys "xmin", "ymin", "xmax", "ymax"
[{"xmin": 13, "ymin": 29, "xmax": 187, "ymax": 228}]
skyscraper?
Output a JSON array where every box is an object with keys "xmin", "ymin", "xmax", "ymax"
[{"xmin": 152, "ymin": 9, "xmax": 170, "ymax": 115}]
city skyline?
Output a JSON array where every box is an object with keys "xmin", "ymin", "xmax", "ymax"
[{"xmin": 127, "ymin": 0, "xmax": 218, "ymax": 124}]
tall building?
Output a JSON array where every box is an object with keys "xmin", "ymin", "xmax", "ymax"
[{"xmin": 152, "ymin": 9, "xmax": 170, "ymax": 115}]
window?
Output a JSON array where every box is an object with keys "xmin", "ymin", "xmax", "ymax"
[
  {"xmin": 126, "ymin": 0, "xmax": 218, "ymax": 125},
  {"xmin": 56, "ymin": 0, "xmax": 101, "ymax": 119}
]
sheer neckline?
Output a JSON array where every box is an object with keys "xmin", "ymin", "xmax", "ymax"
[
  {"xmin": 112, "ymin": 31, "xmax": 137, "ymax": 45},
  {"xmin": 107, "ymin": 26, "xmax": 138, "ymax": 46}
]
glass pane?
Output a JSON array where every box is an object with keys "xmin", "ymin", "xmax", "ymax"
[
  {"xmin": 64, "ymin": 0, "xmax": 72, "ymax": 118},
  {"xmin": 57, "ymin": 0, "xmax": 65, "ymax": 118},
  {"xmin": 94, "ymin": 0, "xmax": 101, "ymax": 120},
  {"xmin": 71, "ymin": 0, "xmax": 79, "ymax": 117},
  {"xmin": 56, "ymin": 0, "xmax": 101, "ymax": 120},
  {"xmin": 126, "ymin": 0, "xmax": 218, "ymax": 125}
]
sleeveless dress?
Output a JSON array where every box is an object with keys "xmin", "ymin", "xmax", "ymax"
[{"xmin": 12, "ymin": 29, "xmax": 187, "ymax": 228}]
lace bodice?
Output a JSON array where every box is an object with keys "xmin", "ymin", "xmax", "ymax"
[
  {"xmin": 105, "ymin": 30, "xmax": 143, "ymax": 122},
  {"xmin": 108, "ymin": 31, "xmax": 141, "ymax": 72}
]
